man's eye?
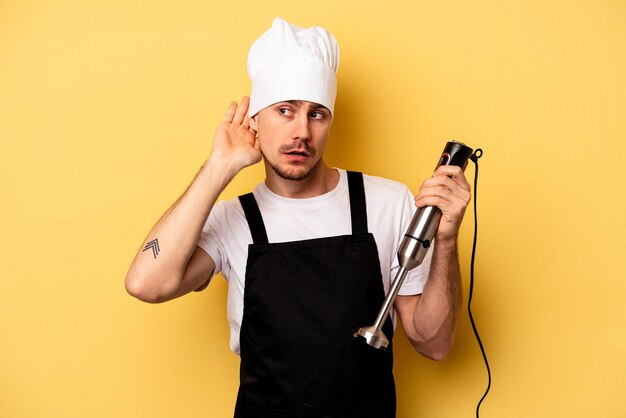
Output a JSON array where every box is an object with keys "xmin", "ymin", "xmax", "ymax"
[
  {"xmin": 278, "ymin": 108, "xmax": 292, "ymax": 116},
  {"xmin": 310, "ymin": 111, "xmax": 325, "ymax": 119}
]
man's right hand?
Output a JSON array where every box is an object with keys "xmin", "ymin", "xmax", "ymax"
[{"xmin": 208, "ymin": 96, "xmax": 261, "ymax": 175}]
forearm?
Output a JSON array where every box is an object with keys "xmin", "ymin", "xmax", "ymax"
[
  {"xmin": 125, "ymin": 158, "xmax": 236, "ymax": 301},
  {"xmin": 409, "ymin": 237, "xmax": 462, "ymax": 359}
]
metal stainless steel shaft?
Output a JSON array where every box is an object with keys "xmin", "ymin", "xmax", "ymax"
[{"xmin": 354, "ymin": 140, "xmax": 474, "ymax": 350}]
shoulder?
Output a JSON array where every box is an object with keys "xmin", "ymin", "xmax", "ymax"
[
  {"xmin": 357, "ymin": 172, "xmax": 415, "ymax": 223},
  {"xmin": 213, "ymin": 196, "xmax": 244, "ymax": 216},
  {"xmin": 361, "ymin": 172, "xmax": 412, "ymax": 198},
  {"xmin": 207, "ymin": 194, "xmax": 246, "ymax": 232}
]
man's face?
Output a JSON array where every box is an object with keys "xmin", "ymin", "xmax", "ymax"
[{"xmin": 251, "ymin": 100, "xmax": 332, "ymax": 181}]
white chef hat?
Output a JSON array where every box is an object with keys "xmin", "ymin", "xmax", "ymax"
[{"xmin": 247, "ymin": 17, "xmax": 340, "ymax": 117}]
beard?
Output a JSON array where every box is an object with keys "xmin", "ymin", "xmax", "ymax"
[
  {"xmin": 264, "ymin": 140, "xmax": 320, "ymax": 181},
  {"xmin": 267, "ymin": 157, "xmax": 322, "ymax": 181}
]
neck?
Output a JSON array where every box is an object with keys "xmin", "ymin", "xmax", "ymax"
[{"xmin": 264, "ymin": 161, "xmax": 339, "ymax": 198}]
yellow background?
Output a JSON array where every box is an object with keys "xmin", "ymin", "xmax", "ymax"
[{"xmin": 1, "ymin": 0, "xmax": 625, "ymax": 417}]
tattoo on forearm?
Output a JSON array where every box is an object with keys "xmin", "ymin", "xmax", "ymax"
[{"xmin": 143, "ymin": 238, "xmax": 160, "ymax": 258}]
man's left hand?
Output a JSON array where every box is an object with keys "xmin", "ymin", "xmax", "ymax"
[{"xmin": 414, "ymin": 165, "xmax": 471, "ymax": 242}]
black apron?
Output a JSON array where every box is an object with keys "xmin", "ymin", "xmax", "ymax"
[{"xmin": 234, "ymin": 171, "xmax": 396, "ymax": 418}]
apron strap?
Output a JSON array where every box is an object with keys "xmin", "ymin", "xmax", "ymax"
[
  {"xmin": 347, "ymin": 171, "xmax": 369, "ymax": 234},
  {"xmin": 238, "ymin": 193, "xmax": 269, "ymax": 244}
]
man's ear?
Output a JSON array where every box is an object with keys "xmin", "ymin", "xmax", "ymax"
[{"xmin": 249, "ymin": 114, "xmax": 258, "ymax": 131}]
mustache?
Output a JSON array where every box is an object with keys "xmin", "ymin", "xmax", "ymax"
[{"xmin": 279, "ymin": 141, "xmax": 314, "ymax": 154}]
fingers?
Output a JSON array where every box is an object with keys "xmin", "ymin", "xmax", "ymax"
[
  {"xmin": 242, "ymin": 113, "xmax": 250, "ymax": 129},
  {"xmin": 420, "ymin": 171, "xmax": 470, "ymax": 198},
  {"xmin": 415, "ymin": 167, "xmax": 471, "ymax": 210},
  {"xmin": 415, "ymin": 188, "xmax": 467, "ymax": 212},
  {"xmin": 233, "ymin": 96, "xmax": 250, "ymax": 125},
  {"xmin": 414, "ymin": 183, "xmax": 469, "ymax": 230},
  {"xmin": 222, "ymin": 101, "xmax": 237, "ymax": 123},
  {"xmin": 222, "ymin": 96, "xmax": 251, "ymax": 125},
  {"xmin": 433, "ymin": 165, "xmax": 471, "ymax": 191}
]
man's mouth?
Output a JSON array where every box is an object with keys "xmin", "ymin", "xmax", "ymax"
[
  {"xmin": 283, "ymin": 150, "xmax": 311, "ymax": 163},
  {"xmin": 285, "ymin": 150, "xmax": 309, "ymax": 157},
  {"xmin": 280, "ymin": 142, "xmax": 314, "ymax": 160}
]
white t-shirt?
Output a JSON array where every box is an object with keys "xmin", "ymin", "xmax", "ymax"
[{"xmin": 197, "ymin": 169, "xmax": 432, "ymax": 354}]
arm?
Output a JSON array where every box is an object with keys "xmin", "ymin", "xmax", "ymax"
[
  {"xmin": 125, "ymin": 97, "xmax": 260, "ymax": 303},
  {"xmin": 395, "ymin": 165, "xmax": 471, "ymax": 360}
]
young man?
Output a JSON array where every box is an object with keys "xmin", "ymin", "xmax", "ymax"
[{"xmin": 125, "ymin": 17, "xmax": 471, "ymax": 417}]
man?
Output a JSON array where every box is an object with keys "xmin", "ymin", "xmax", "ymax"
[{"xmin": 125, "ymin": 17, "xmax": 471, "ymax": 417}]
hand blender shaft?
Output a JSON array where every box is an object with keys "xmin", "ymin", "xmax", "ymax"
[{"xmin": 354, "ymin": 140, "xmax": 474, "ymax": 349}]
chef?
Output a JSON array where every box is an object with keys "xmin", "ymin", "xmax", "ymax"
[{"xmin": 125, "ymin": 17, "xmax": 471, "ymax": 418}]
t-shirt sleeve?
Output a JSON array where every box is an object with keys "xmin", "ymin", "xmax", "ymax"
[
  {"xmin": 196, "ymin": 203, "xmax": 228, "ymax": 278},
  {"xmin": 397, "ymin": 188, "xmax": 431, "ymax": 296}
]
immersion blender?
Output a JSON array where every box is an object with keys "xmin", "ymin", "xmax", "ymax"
[{"xmin": 354, "ymin": 140, "xmax": 474, "ymax": 349}]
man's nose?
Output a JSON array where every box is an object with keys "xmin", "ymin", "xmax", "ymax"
[{"xmin": 291, "ymin": 113, "xmax": 311, "ymax": 141}]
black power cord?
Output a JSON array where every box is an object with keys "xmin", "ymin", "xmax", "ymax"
[{"xmin": 468, "ymin": 149, "xmax": 490, "ymax": 418}]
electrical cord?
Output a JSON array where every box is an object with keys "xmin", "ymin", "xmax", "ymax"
[{"xmin": 468, "ymin": 149, "xmax": 490, "ymax": 418}]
